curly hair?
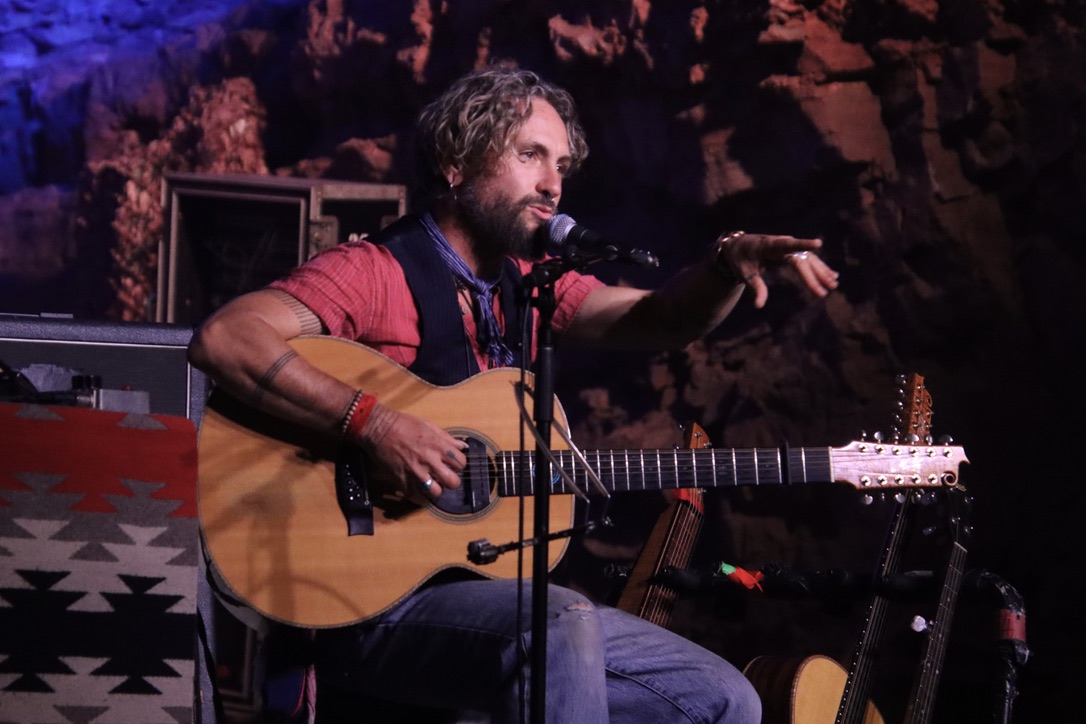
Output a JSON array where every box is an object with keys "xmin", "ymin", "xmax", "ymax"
[{"xmin": 415, "ymin": 67, "xmax": 589, "ymax": 203}]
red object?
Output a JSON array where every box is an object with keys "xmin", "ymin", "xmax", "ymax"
[{"xmin": 998, "ymin": 609, "xmax": 1026, "ymax": 642}]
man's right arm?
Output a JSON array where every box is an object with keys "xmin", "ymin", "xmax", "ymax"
[{"xmin": 187, "ymin": 289, "xmax": 465, "ymax": 497}]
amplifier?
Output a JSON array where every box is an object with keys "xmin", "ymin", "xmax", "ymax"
[{"xmin": 0, "ymin": 314, "xmax": 207, "ymax": 424}]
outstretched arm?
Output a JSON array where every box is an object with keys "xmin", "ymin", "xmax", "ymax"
[
  {"xmin": 187, "ymin": 289, "xmax": 465, "ymax": 498},
  {"xmin": 563, "ymin": 231, "xmax": 839, "ymax": 348}
]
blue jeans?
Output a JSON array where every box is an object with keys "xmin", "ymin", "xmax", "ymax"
[{"xmin": 314, "ymin": 578, "xmax": 761, "ymax": 723}]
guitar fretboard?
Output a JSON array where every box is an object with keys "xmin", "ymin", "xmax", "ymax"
[
  {"xmin": 903, "ymin": 539, "xmax": 968, "ymax": 724},
  {"xmin": 496, "ymin": 446, "xmax": 834, "ymax": 495}
]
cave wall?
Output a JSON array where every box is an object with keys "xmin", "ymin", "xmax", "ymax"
[{"xmin": 2, "ymin": 1, "xmax": 1084, "ymax": 721}]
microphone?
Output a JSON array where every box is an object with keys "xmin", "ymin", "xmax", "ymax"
[{"xmin": 547, "ymin": 214, "xmax": 659, "ymax": 268}]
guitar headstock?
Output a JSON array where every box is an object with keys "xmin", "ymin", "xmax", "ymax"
[
  {"xmin": 677, "ymin": 422, "xmax": 709, "ymax": 511},
  {"xmin": 893, "ymin": 372, "xmax": 933, "ymax": 445},
  {"xmin": 833, "ymin": 373, "xmax": 969, "ymax": 493},
  {"xmin": 832, "ymin": 437, "xmax": 968, "ymax": 491}
]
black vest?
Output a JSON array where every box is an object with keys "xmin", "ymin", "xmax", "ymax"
[{"xmin": 370, "ymin": 215, "xmax": 531, "ymax": 385}]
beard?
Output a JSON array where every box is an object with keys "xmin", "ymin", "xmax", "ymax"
[{"xmin": 456, "ymin": 181, "xmax": 552, "ymax": 263}]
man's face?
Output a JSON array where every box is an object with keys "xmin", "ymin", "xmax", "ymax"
[{"xmin": 457, "ymin": 99, "xmax": 572, "ymax": 261}]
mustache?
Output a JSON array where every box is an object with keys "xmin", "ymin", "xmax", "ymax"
[{"xmin": 521, "ymin": 195, "xmax": 556, "ymax": 212}]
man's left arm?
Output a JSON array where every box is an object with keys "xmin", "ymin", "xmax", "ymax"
[{"xmin": 562, "ymin": 231, "xmax": 839, "ymax": 349}]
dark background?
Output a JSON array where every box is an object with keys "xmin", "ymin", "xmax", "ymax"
[{"xmin": 2, "ymin": 1, "xmax": 1083, "ymax": 721}]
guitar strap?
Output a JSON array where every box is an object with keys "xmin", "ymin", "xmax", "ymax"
[{"xmin": 375, "ymin": 215, "xmax": 531, "ymax": 384}]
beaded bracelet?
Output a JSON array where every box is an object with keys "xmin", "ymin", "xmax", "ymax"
[
  {"xmin": 340, "ymin": 389, "xmax": 378, "ymax": 439},
  {"xmin": 709, "ymin": 230, "xmax": 747, "ymax": 284}
]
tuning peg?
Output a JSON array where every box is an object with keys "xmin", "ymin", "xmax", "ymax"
[
  {"xmin": 925, "ymin": 434, "xmax": 934, "ymax": 445},
  {"xmin": 906, "ymin": 433, "xmax": 920, "ymax": 444},
  {"xmin": 894, "ymin": 492, "xmax": 906, "ymax": 504},
  {"xmin": 861, "ymin": 494, "xmax": 875, "ymax": 506},
  {"xmin": 911, "ymin": 615, "xmax": 930, "ymax": 633},
  {"xmin": 873, "ymin": 431, "xmax": 884, "ymax": 443},
  {"xmin": 937, "ymin": 434, "xmax": 954, "ymax": 445}
]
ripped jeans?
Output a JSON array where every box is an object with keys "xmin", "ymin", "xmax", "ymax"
[{"xmin": 313, "ymin": 578, "xmax": 761, "ymax": 723}]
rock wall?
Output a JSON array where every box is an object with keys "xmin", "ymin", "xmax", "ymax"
[{"xmin": 2, "ymin": 1, "xmax": 1084, "ymax": 721}]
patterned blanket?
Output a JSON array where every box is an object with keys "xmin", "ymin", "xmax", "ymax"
[{"xmin": 0, "ymin": 403, "xmax": 198, "ymax": 724}]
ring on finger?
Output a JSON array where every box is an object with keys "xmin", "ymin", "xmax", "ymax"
[
  {"xmin": 418, "ymin": 477, "xmax": 434, "ymax": 495},
  {"xmin": 788, "ymin": 251, "xmax": 810, "ymax": 261}
]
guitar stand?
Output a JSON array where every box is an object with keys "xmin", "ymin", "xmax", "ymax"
[
  {"xmin": 663, "ymin": 562, "xmax": 1030, "ymax": 724},
  {"xmin": 963, "ymin": 569, "xmax": 1030, "ymax": 724}
]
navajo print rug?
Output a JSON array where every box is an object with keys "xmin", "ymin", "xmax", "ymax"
[{"xmin": 0, "ymin": 403, "xmax": 199, "ymax": 724}]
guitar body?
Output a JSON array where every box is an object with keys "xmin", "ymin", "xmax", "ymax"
[
  {"xmin": 198, "ymin": 336, "xmax": 574, "ymax": 628},
  {"xmin": 199, "ymin": 342, "xmax": 966, "ymax": 630},
  {"xmin": 743, "ymin": 655, "xmax": 883, "ymax": 724}
]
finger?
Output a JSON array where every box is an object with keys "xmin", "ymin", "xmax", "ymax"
[
  {"xmin": 804, "ymin": 255, "xmax": 839, "ymax": 292},
  {"xmin": 767, "ymin": 236, "xmax": 821, "ymax": 260},
  {"xmin": 748, "ymin": 275, "xmax": 770, "ymax": 309},
  {"xmin": 442, "ymin": 443, "xmax": 467, "ymax": 472},
  {"xmin": 788, "ymin": 251, "xmax": 838, "ymax": 297},
  {"xmin": 436, "ymin": 463, "xmax": 462, "ymax": 490},
  {"xmin": 415, "ymin": 475, "xmax": 441, "ymax": 499},
  {"xmin": 788, "ymin": 253, "xmax": 822, "ymax": 294}
]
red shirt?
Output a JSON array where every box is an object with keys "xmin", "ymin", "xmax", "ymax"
[{"xmin": 269, "ymin": 240, "xmax": 604, "ymax": 370}]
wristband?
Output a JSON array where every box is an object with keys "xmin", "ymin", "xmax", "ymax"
[
  {"xmin": 340, "ymin": 390, "xmax": 378, "ymax": 439},
  {"xmin": 709, "ymin": 230, "xmax": 747, "ymax": 284}
]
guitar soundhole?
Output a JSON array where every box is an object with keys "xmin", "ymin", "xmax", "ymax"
[{"xmin": 431, "ymin": 436, "xmax": 495, "ymax": 517}]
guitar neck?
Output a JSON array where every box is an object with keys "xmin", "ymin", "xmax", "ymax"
[
  {"xmin": 839, "ymin": 372, "xmax": 933, "ymax": 724},
  {"xmin": 497, "ymin": 446, "xmax": 833, "ymax": 495},
  {"xmin": 902, "ymin": 540, "xmax": 969, "ymax": 724},
  {"xmin": 837, "ymin": 498, "xmax": 915, "ymax": 724},
  {"xmin": 616, "ymin": 490, "xmax": 704, "ymax": 626}
]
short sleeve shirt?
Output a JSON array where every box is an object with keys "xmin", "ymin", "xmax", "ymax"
[{"xmin": 268, "ymin": 239, "xmax": 604, "ymax": 370}]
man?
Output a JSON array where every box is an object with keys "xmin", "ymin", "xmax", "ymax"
[{"xmin": 189, "ymin": 67, "xmax": 838, "ymax": 723}]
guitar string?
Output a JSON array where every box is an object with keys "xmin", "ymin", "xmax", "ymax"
[
  {"xmin": 493, "ymin": 448, "xmax": 837, "ymax": 494},
  {"xmin": 906, "ymin": 541, "xmax": 967, "ymax": 723},
  {"xmin": 652, "ymin": 498, "xmax": 699, "ymax": 624},
  {"xmin": 643, "ymin": 496, "xmax": 701, "ymax": 627},
  {"xmin": 490, "ymin": 445, "xmax": 948, "ymax": 497},
  {"xmin": 844, "ymin": 376, "xmax": 932, "ymax": 724},
  {"xmin": 838, "ymin": 498, "xmax": 913, "ymax": 724}
]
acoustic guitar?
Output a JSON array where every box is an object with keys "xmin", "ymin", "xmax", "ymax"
[
  {"xmin": 614, "ymin": 424, "xmax": 708, "ymax": 627},
  {"xmin": 197, "ymin": 337, "xmax": 967, "ymax": 628},
  {"xmin": 743, "ymin": 373, "xmax": 941, "ymax": 724}
]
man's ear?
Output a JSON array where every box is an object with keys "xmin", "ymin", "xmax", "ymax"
[{"xmin": 444, "ymin": 166, "xmax": 464, "ymax": 188}]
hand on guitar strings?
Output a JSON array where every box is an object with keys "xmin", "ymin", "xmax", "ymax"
[{"xmin": 353, "ymin": 402, "xmax": 468, "ymax": 499}]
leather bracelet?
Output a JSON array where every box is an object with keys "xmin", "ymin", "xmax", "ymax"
[{"xmin": 709, "ymin": 230, "xmax": 746, "ymax": 284}]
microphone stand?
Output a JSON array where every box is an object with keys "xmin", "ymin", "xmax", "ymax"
[
  {"xmin": 520, "ymin": 247, "xmax": 654, "ymax": 723},
  {"xmin": 520, "ymin": 257, "xmax": 569, "ymax": 724}
]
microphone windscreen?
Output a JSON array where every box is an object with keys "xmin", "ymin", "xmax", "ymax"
[{"xmin": 548, "ymin": 214, "xmax": 576, "ymax": 246}]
